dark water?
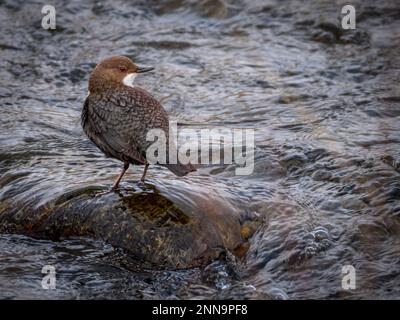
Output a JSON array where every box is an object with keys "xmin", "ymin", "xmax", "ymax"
[{"xmin": 1, "ymin": 0, "xmax": 400, "ymax": 299}]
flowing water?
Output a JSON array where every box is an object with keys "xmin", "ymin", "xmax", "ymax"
[{"xmin": 0, "ymin": 0, "xmax": 400, "ymax": 299}]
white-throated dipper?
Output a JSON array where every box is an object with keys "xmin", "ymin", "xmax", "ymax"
[{"xmin": 81, "ymin": 56, "xmax": 195, "ymax": 190}]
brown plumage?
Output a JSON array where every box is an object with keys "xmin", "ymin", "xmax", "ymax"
[{"xmin": 81, "ymin": 56, "xmax": 195, "ymax": 189}]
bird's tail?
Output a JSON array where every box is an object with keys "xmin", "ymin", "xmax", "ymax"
[{"xmin": 165, "ymin": 162, "xmax": 197, "ymax": 177}]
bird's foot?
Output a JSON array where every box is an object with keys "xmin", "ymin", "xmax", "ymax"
[
  {"xmin": 137, "ymin": 179, "xmax": 148, "ymax": 190},
  {"xmin": 110, "ymin": 180, "xmax": 124, "ymax": 191},
  {"xmin": 93, "ymin": 186, "xmax": 119, "ymax": 197},
  {"xmin": 94, "ymin": 185, "xmax": 120, "ymax": 197}
]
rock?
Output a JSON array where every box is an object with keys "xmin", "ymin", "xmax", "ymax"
[{"xmin": 0, "ymin": 183, "xmax": 244, "ymax": 269}]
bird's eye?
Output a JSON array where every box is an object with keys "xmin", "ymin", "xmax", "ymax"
[{"xmin": 119, "ymin": 66, "xmax": 127, "ymax": 72}]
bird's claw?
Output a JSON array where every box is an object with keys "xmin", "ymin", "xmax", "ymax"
[
  {"xmin": 93, "ymin": 187, "xmax": 118, "ymax": 197},
  {"xmin": 137, "ymin": 180, "xmax": 148, "ymax": 189}
]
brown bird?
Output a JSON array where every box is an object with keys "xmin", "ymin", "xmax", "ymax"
[{"xmin": 81, "ymin": 56, "xmax": 196, "ymax": 190}]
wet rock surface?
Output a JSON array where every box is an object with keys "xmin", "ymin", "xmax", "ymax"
[
  {"xmin": 0, "ymin": 184, "xmax": 243, "ymax": 269},
  {"xmin": 1, "ymin": 0, "xmax": 400, "ymax": 299}
]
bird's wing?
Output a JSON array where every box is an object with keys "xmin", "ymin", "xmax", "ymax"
[{"xmin": 82, "ymin": 89, "xmax": 169, "ymax": 165}]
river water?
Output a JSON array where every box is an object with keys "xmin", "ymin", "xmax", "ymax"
[{"xmin": 0, "ymin": 0, "xmax": 399, "ymax": 299}]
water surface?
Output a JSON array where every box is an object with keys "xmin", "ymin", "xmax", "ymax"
[{"xmin": 0, "ymin": 0, "xmax": 400, "ymax": 299}]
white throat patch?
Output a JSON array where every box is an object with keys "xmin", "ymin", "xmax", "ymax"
[{"xmin": 122, "ymin": 73, "xmax": 137, "ymax": 87}]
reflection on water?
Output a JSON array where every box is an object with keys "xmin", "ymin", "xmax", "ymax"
[{"xmin": 0, "ymin": 0, "xmax": 400, "ymax": 299}]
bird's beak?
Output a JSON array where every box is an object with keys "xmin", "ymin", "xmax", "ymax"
[{"xmin": 137, "ymin": 66, "xmax": 154, "ymax": 73}]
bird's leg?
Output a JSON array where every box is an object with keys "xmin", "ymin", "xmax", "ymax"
[
  {"xmin": 112, "ymin": 161, "xmax": 129, "ymax": 190},
  {"xmin": 140, "ymin": 162, "xmax": 149, "ymax": 182}
]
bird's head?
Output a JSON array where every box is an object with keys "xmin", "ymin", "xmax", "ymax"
[{"xmin": 89, "ymin": 56, "xmax": 154, "ymax": 92}]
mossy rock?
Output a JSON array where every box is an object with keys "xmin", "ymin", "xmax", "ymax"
[{"xmin": 0, "ymin": 183, "xmax": 245, "ymax": 269}]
